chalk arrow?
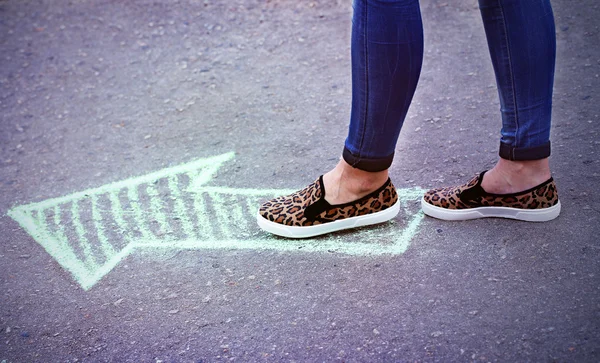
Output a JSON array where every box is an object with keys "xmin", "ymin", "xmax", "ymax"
[{"xmin": 8, "ymin": 152, "xmax": 425, "ymax": 290}]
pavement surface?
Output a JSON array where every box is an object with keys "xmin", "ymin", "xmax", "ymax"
[{"xmin": 1, "ymin": 0, "xmax": 599, "ymax": 361}]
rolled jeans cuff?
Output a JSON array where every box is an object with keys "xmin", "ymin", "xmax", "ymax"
[
  {"xmin": 342, "ymin": 147, "xmax": 394, "ymax": 172},
  {"xmin": 499, "ymin": 141, "xmax": 551, "ymax": 161}
]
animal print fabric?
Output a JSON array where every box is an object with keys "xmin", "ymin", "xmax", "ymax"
[
  {"xmin": 259, "ymin": 177, "xmax": 398, "ymax": 227},
  {"xmin": 422, "ymin": 172, "xmax": 559, "ymax": 210}
]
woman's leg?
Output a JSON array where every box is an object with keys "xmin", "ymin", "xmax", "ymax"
[
  {"xmin": 421, "ymin": 0, "xmax": 560, "ymax": 222},
  {"xmin": 478, "ymin": 0, "xmax": 556, "ymax": 194},
  {"xmin": 258, "ymin": 0, "xmax": 424, "ymax": 237},
  {"xmin": 324, "ymin": 0, "xmax": 424, "ymax": 204},
  {"xmin": 344, "ymin": 0, "xmax": 423, "ymax": 171}
]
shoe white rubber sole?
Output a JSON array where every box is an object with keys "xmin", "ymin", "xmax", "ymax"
[
  {"xmin": 421, "ymin": 198, "xmax": 561, "ymax": 222},
  {"xmin": 256, "ymin": 199, "xmax": 401, "ymax": 239}
]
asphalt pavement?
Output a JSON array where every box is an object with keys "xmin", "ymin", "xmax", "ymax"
[{"xmin": 1, "ymin": 0, "xmax": 599, "ymax": 361}]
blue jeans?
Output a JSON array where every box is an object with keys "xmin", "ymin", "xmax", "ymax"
[{"xmin": 343, "ymin": 0, "xmax": 556, "ymax": 172}]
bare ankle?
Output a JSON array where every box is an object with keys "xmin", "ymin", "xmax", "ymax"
[
  {"xmin": 335, "ymin": 159, "xmax": 388, "ymax": 189},
  {"xmin": 494, "ymin": 158, "xmax": 551, "ymax": 180},
  {"xmin": 323, "ymin": 158, "xmax": 389, "ymax": 204},
  {"xmin": 482, "ymin": 158, "xmax": 552, "ymax": 194}
]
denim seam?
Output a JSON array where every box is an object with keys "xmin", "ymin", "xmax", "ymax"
[
  {"xmin": 355, "ymin": 0, "xmax": 368, "ymax": 165},
  {"xmin": 401, "ymin": 30, "xmax": 413, "ymax": 137},
  {"xmin": 498, "ymin": 1, "xmax": 519, "ymax": 159}
]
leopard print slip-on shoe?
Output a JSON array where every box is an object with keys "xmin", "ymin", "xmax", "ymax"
[
  {"xmin": 421, "ymin": 171, "xmax": 561, "ymax": 222},
  {"xmin": 257, "ymin": 176, "xmax": 400, "ymax": 238}
]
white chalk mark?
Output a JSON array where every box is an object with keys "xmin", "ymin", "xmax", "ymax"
[
  {"xmin": 91, "ymin": 194, "xmax": 116, "ymax": 259},
  {"xmin": 146, "ymin": 183, "xmax": 170, "ymax": 237},
  {"xmin": 7, "ymin": 152, "xmax": 426, "ymax": 291},
  {"xmin": 70, "ymin": 201, "xmax": 99, "ymax": 269},
  {"xmin": 169, "ymin": 175, "xmax": 195, "ymax": 239}
]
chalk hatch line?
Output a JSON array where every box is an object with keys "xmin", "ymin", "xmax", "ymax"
[{"xmin": 7, "ymin": 152, "xmax": 426, "ymax": 290}]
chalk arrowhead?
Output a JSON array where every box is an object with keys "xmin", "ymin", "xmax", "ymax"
[{"xmin": 8, "ymin": 152, "xmax": 425, "ymax": 290}]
